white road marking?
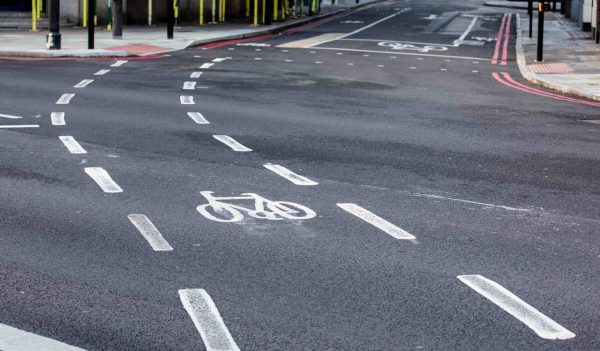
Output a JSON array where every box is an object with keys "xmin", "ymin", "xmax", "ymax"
[
  {"xmin": 347, "ymin": 63, "xmax": 354, "ymax": 65},
  {"xmin": 0, "ymin": 124, "xmax": 39, "ymax": 129},
  {"xmin": 281, "ymin": 49, "xmax": 289, "ymax": 52},
  {"xmin": 440, "ymin": 68, "xmax": 447, "ymax": 71},
  {"xmin": 336, "ymin": 52, "xmax": 343, "ymax": 55},
  {"xmin": 187, "ymin": 112, "xmax": 210, "ymax": 124},
  {"xmin": 363, "ymin": 54, "xmax": 369, "ymax": 57},
  {"xmin": 56, "ymin": 93, "xmax": 75, "ymax": 104},
  {"xmin": 59, "ymin": 136, "xmax": 87, "ymax": 154},
  {"xmin": 84, "ymin": 167, "xmax": 123, "ymax": 193},
  {"xmin": 180, "ymin": 96, "xmax": 195, "ymax": 105},
  {"xmin": 409, "ymin": 66, "xmax": 416, "ymax": 69},
  {"xmin": 255, "ymin": 48, "xmax": 262, "ymax": 51},
  {"xmin": 254, "ymin": 57, "xmax": 262, "ymax": 60},
  {"xmin": 337, "ymin": 203, "xmax": 416, "ymax": 240},
  {"xmin": 285, "ymin": 59, "xmax": 293, "ymax": 62},
  {"xmin": 377, "ymin": 64, "xmax": 384, "ymax": 67},
  {"xmin": 228, "ymin": 48, "xmax": 235, "ymax": 51},
  {"xmin": 472, "ymin": 70, "xmax": 479, "ymax": 73},
  {"xmin": 74, "ymin": 79, "xmax": 94, "ymax": 88},
  {"xmin": 309, "ymin": 51, "xmax": 316, "ymax": 53},
  {"xmin": 315, "ymin": 61, "xmax": 323, "ymax": 64},
  {"xmin": 51, "ymin": 112, "xmax": 65, "ymax": 125},
  {"xmin": 190, "ymin": 71, "xmax": 203, "ymax": 78},
  {"xmin": 453, "ymin": 17, "xmax": 478, "ymax": 45},
  {"xmin": 445, "ymin": 59, "xmax": 452, "ymax": 62},
  {"xmin": 110, "ymin": 60, "xmax": 128, "ymax": 67},
  {"xmin": 413, "ymin": 193, "xmax": 530, "ymax": 212},
  {"xmin": 0, "ymin": 323, "xmax": 87, "ymax": 351},
  {"xmin": 127, "ymin": 214, "xmax": 174, "ymax": 251},
  {"xmin": 264, "ymin": 163, "xmax": 318, "ymax": 186},
  {"xmin": 94, "ymin": 69, "xmax": 111, "ymax": 76},
  {"xmin": 183, "ymin": 81, "xmax": 197, "ymax": 90},
  {"xmin": 213, "ymin": 135, "xmax": 252, "ymax": 152},
  {"xmin": 417, "ymin": 57, "xmax": 424, "ymax": 60},
  {"xmin": 200, "ymin": 63, "xmax": 215, "ymax": 69},
  {"xmin": 473, "ymin": 61, "xmax": 480, "ymax": 64},
  {"xmin": 212, "ymin": 57, "xmax": 228, "ymax": 62},
  {"xmin": 312, "ymin": 47, "xmax": 492, "ymax": 61},
  {"xmin": 0, "ymin": 113, "xmax": 22, "ymax": 119},
  {"xmin": 309, "ymin": 8, "xmax": 411, "ymax": 47},
  {"xmin": 457, "ymin": 275, "xmax": 576, "ymax": 340},
  {"xmin": 178, "ymin": 289, "xmax": 240, "ymax": 351},
  {"xmin": 278, "ymin": 33, "xmax": 345, "ymax": 48}
]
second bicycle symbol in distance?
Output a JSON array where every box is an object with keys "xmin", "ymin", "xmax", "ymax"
[{"xmin": 196, "ymin": 191, "xmax": 317, "ymax": 223}]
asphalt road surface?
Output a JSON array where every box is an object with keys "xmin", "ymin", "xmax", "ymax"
[{"xmin": 1, "ymin": 0, "xmax": 600, "ymax": 350}]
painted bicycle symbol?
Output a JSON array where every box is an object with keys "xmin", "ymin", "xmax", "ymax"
[
  {"xmin": 196, "ymin": 191, "xmax": 316, "ymax": 223},
  {"xmin": 378, "ymin": 41, "xmax": 448, "ymax": 53}
]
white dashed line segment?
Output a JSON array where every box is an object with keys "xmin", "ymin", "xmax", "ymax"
[
  {"xmin": 183, "ymin": 81, "xmax": 197, "ymax": 90},
  {"xmin": 110, "ymin": 60, "xmax": 128, "ymax": 67},
  {"xmin": 0, "ymin": 125, "xmax": 40, "ymax": 129},
  {"xmin": 212, "ymin": 57, "xmax": 228, "ymax": 62},
  {"xmin": 0, "ymin": 113, "xmax": 22, "ymax": 119},
  {"xmin": 51, "ymin": 112, "xmax": 66, "ymax": 125},
  {"xmin": 94, "ymin": 69, "xmax": 111, "ymax": 76},
  {"xmin": 127, "ymin": 214, "xmax": 174, "ymax": 251},
  {"xmin": 179, "ymin": 289, "xmax": 240, "ymax": 351},
  {"xmin": 187, "ymin": 112, "xmax": 210, "ymax": 124},
  {"xmin": 56, "ymin": 94, "xmax": 75, "ymax": 104},
  {"xmin": 0, "ymin": 323, "xmax": 87, "ymax": 351},
  {"xmin": 190, "ymin": 71, "xmax": 203, "ymax": 78},
  {"xmin": 337, "ymin": 203, "xmax": 416, "ymax": 240},
  {"xmin": 59, "ymin": 136, "xmax": 87, "ymax": 154},
  {"xmin": 84, "ymin": 167, "xmax": 123, "ymax": 193},
  {"xmin": 200, "ymin": 63, "xmax": 215, "ymax": 69},
  {"xmin": 180, "ymin": 96, "xmax": 195, "ymax": 105},
  {"xmin": 213, "ymin": 135, "xmax": 252, "ymax": 152},
  {"xmin": 74, "ymin": 79, "xmax": 94, "ymax": 88},
  {"xmin": 457, "ymin": 275, "xmax": 576, "ymax": 340},
  {"xmin": 263, "ymin": 163, "xmax": 318, "ymax": 186}
]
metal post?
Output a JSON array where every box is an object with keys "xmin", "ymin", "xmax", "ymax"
[
  {"xmin": 167, "ymin": 0, "xmax": 174, "ymax": 38},
  {"xmin": 83, "ymin": 0, "xmax": 88, "ymax": 27},
  {"xmin": 596, "ymin": 0, "xmax": 600, "ymax": 43},
  {"xmin": 200, "ymin": 0, "xmax": 204, "ymax": 24},
  {"xmin": 31, "ymin": 0, "xmax": 38, "ymax": 32},
  {"xmin": 537, "ymin": 1, "xmax": 544, "ymax": 61},
  {"xmin": 112, "ymin": 0, "xmax": 123, "ymax": 39},
  {"xmin": 47, "ymin": 0, "xmax": 61, "ymax": 49},
  {"xmin": 174, "ymin": 0, "xmax": 179, "ymax": 26},
  {"xmin": 253, "ymin": 0, "xmax": 258, "ymax": 25},
  {"xmin": 552, "ymin": 0, "xmax": 556, "ymax": 11},
  {"xmin": 88, "ymin": 0, "xmax": 95, "ymax": 48},
  {"xmin": 107, "ymin": 0, "xmax": 112, "ymax": 29},
  {"xmin": 211, "ymin": 0, "xmax": 216, "ymax": 23},
  {"xmin": 37, "ymin": 0, "xmax": 42, "ymax": 19},
  {"xmin": 528, "ymin": 0, "xmax": 533, "ymax": 37},
  {"xmin": 148, "ymin": 0, "xmax": 152, "ymax": 25}
]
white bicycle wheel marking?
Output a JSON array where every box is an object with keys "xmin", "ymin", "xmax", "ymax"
[
  {"xmin": 378, "ymin": 41, "xmax": 448, "ymax": 53},
  {"xmin": 196, "ymin": 191, "xmax": 316, "ymax": 223}
]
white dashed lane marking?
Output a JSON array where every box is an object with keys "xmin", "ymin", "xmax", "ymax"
[
  {"xmin": 74, "ymin": 79, "xmax": 94, "ymax": 88},
  {"xmin": 0, "ymin": 323, "xmax": 87, "ymax": 351},
  {"xmin": 56, "ymin": 93, "xmax": 75, "ymax": 104},
  {"xmin": 183, "ymin": 81, "xmax": 197, "ymax": 90},
  {"xmin": 187, "ymin": 112, "xmax": 210, "ymax": 124},
  {"xmin": 179, "ymin": 289, "xmax": 240, "ymax": 351},
  {"xmin": 51, "ymin": 112, "xmax": 65, "ymax": 125},
  {"xmin": 84, "ymin": 167, "xmax": 123, "ymax": 193},
  {"xmin": 0, "ymin": 125, "xmax": 39, "ymax": 129},
  {"xmin": 200, "ymin": 63, "xmax": 215, "ymax": 69},
  {"xmin": 0, "ymin": 114, "xmax": 22, "ymax": 119},
  {"xmin": 212, "ymin": 57, "xmax": 229, "ymax": 62},
  {"xmin": 180, "ymin": 96, "xmax": 195, "ymax": 105},
  {"xmin": 458, "ymin": 275, "xmax": 576, "ymax": 340},
  {"xmin": 213, "ymin": 135, "xmax": 252, "ymax": 152},
  {"xmin": 190, "ymin": 71, "xmax": 203, "ymax": 78},
  {"xmin": 94, "ymin": 69, "xmax": 111, "ymax": 76},
  {"xmin": 337, "ymin": 203, "xmax": 416, "ymax": 240},
  {"xmin": 59, "ymin": 136, "xmax": 87, "ymax": 154},
  {"xmin": 110, "ymin": 60, "xmax": 128, "ymax": 67},
  {"xmin": 264, "ymin": 163, "xmax": 318, "ymax": 186},
  {"xmin": 127, "ymin": 214, "xmax": 174, "ymax": 251}
]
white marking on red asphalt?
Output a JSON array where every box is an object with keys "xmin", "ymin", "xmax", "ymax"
[
  {"xmin": 200, "ymin": 63, "xmax": 215, "ymax": 69},
  {"xmin": 183, "ymin": 81, "xmax": 197, "ymax": 90},
  {"xmin": 180, "ymin": 96, "xmax": 195, "ymax": 105},
  {"xmin": 0, "ymin": 323, "xmax": 87, "ymax": 351},
  {"xmin": 84, "ymin": 167, "xmax": 123, "ymax": 193},
  {"xmin": 94, "ymin": 69, "xmax": 111, "ymax": 76},
  {"xmin": 263, "ymin": 163, "xmax": 318, "ymax": 186},
  {"xmin": 127, "ymin": 214, "xmax": 174, "ymax": 251},
  {"xmin": 59, "ymin": 136, "xmax": 87, "ymax": 154},
  {"xmin": 458, "ymin": 275, "xmax": 576, "ymax": 340},
  {"xmin": 187, "ymin": 112, "xmax": 210, "ymax": 124},
  {"xmin": 74, "ymin": 79, "xmax": 94, "ymax": 88},
  {"xmin": 190, "ymin": 71, "xmax": 203, "ymax": 78},
  {"xmin": 56, "ymin": 93, "xmax": 75, "ymax": 104},
  {"xmin": 179, "ymin": 289, "xmax": 240, "ymax": 351},
  {"xmin": 213, "ymin": 135, "xmax": 252, "ymax": 152},
  {"xmin": 212, "ymin": 57, "xmax": 228, "ymax": 62},
  {"xmin": 110, "ymin": 60, "xmax": 128, "ymax": 67},
  {"xmin": 51, "ymin": 112, "xmax": 65, "ymax": 125},
  {"xmin": 337, "ymin": 203, "xmax": 416, "ymax": 240},
  {"xmin": 0, "ymin": 125, "xmax": 39, "ymax": 129},
  {"xmin": 0, "ymin": 113, "xmax": 22, "ymax": 119}
]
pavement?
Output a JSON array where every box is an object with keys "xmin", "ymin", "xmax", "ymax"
[
  {"xmin": 2, "ymin": 0, "xmax": 600, "ymax": 349},
  {"xmin": 0, "ymin": 0, "xmax": 379, "ymax": 58},
  {"xmin": 516, "ymin": 11, "xmax": 600, "ymax": 101}
]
